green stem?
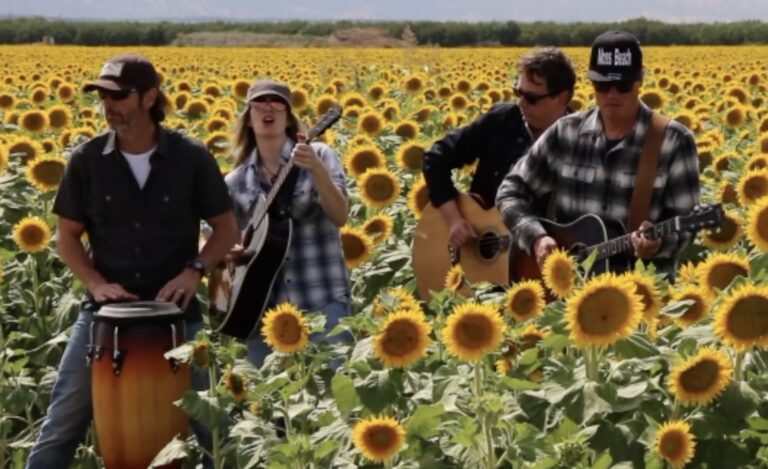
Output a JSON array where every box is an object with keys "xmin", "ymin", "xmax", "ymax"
[
  {"xmin": 208, "ymin": 365, "xmax": 222, "ymax": 469},
  {"xmin": 585, "ymin": 346, "xmax": 599, "ymax": 382},
  {"xmin": 734, "ymin": 350, "xmax": 746, "ymax": 382},
  {"xmin": 474, "ymin": 364, "xmax": 495, "ymax": 469},
  {"xmin": 384, "ymin": 459, "xmax": 393, "ymax": 469}
]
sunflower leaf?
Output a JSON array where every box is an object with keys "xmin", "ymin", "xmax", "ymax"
[
  {"xmin": 719, "ymin": 381, "xmax": 759, "ymax": 422},
  {"xmin": 331, "ymin": 374, "xmax": 360, "ymax": 417},
  {"xmin": 660, "ymin": 299, "xmax": 695, "ymax": 318},
  {"xmin": 406, "ymin": 403, "xmax": 445, "ymax": 438}
]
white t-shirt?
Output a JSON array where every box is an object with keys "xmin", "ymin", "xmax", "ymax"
[{"xmin": 122, "ymin": 145, "xmax": 157, "ymax": 189}]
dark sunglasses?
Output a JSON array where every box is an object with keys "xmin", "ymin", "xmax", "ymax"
[
  {"xmin": 513, "ymin": 87, "xmax": 559, "ymax": 105},
  {"xmin": 592, "ymin": 81, "xmax": 635, "ymax": 94},
  {"xmin": 251, "ymin": 96, "xmax": 288, "ymax": 111},
  {"xmin": 97, "ymin": 88, "xmax": 138, "ymax": 101}
]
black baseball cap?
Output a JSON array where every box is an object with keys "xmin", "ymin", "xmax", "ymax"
[
  {"xmin": 83, "ymin": 53, "xmax": 160, "ymax": 92},
  {"xmin": 246, "ymin": 79, "xmax": 291, "ymax": 107},
  {"xmin": 588, "ymin": 31, "xmax": 643, "ymax": 82}
]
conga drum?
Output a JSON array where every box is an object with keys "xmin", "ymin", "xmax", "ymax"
[{"xmin": 88, "ymin": 301, "xmax": 190, "ymax": 469}]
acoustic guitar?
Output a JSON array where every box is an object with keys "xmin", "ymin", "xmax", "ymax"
[
  {"xmin": 412, "ymin": 193, "xmax": 512, "ymax": 301},
  {"xmin": 508, "ymin": 204, "xmax": 724, "ymax": 282},
  {"xmin": 213, "ymin": 105, "xmax": 343, "ymax": 339}
]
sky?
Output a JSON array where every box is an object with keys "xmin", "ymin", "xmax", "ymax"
[{"xmin": 4, "ymin": 0, "xmax": 768, "ymax": 23}]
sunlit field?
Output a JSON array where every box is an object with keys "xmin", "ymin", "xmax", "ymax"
[{"xmin": 1, "ymin": 44, "xmax": 768, "ymax": 468}]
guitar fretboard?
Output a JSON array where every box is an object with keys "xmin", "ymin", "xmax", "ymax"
[{"xmin": 591, "ymin": 218, "xmax": 678, "ymax": 260}]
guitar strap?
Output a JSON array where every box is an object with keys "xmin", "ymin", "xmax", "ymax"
[
  {"xmin": 627, "ymin": 111, "xmax": 670, "ymax": 232},
  {"xmin": 269, "ymin": 166, "xmax": 301, "ymax": 220}
]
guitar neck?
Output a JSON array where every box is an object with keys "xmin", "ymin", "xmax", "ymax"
[{"xmin": 591, "ymin": 217, "xmax": 678, "ymax": 261}]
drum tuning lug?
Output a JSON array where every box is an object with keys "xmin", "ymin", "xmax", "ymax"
[{"xmin": 112, "ymin": 350, "xmax": 125, "ymax": 375}]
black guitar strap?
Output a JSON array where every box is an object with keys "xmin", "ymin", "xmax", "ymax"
[{"xmin": 268, "ymin": 166, "xmax": 301, "ymax": 220}]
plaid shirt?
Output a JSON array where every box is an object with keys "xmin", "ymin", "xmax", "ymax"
[
  {"xmin": 496, "ymin": 102, "xmax": 700, "ymax": 264},
  {"xmin": 225, "ymin": 139, "xmax": 350, "ymax": 311}
]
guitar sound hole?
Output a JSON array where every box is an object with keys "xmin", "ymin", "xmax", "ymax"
[{"xmin": 477, "ymin": 232, "xmax": 500, "ymax": 260}]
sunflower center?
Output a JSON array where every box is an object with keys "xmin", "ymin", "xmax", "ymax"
[
  {"xmin": 32, "ymin": 160, "xmax": 66, "ymax": 186},
  {"xmin": 381, "ymin": 319, "xmax": 418, "ymax": 357},
  {"xmin": 274, "ymin": 314, "xmax": 302, "ymax": 345},
  {"xmin": 402, "ymin": 146, "xmax": 424, "ymax": 169},
  {"xmin": 660, "ymin": 432, "xmax": 685, "ymax": 459},
  {"xmin": 342, "ymin": 233, "xmax": 365, "ymax": 260},
  {"xmin": 680, "ymin": 359, "xmax": 718, "ymax": 393},
  {"xmin": 455, "ymin": 315, "xmax": 491, "ymax": 348},
  {"xmin": 511, "ymin": 290, "xmax": 537, "ymax": 318},
  {"xmin": 707, "ymin": 216, "xmax": 738, "ymax": 242},
  {"xmin": 367, "ymin": 426, "xmax": 396, "ymax": 450},
  {"xmin": 20, "ymin": 226, "xmax": 45, "ymax": 246},
  {"xmin": 577, "ymin": 287, "xmax": 629, "ymax": 335},
  {"xmin": 707, "ymin": 263, "xmax": 748, "ymax": 292},
  {"xmin": 365, "ymin": 174, "xmax": 396, "ymax": 202},
  {"xmin": 679, "ymin": 294, "xmax": 706, "ymax": 323},
  {"xmin": 350, "ymin": 151, "xmax": 381, "ymax": 174},
  {"xmin": 726, "ymin": 296, "xmax": 768, "ymax": 340},
  {"xmin": 744, "ymin": 176, "xmax": 768, "ymax": 201},
  {"xmin": 757, "ymin": 210, "xmax": 768, "ymax": 243}
]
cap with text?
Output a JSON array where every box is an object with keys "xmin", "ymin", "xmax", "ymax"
[
  {"xmin": 83, "ymin": 53, "xmax": 160, "ymax": 92},
  {"xmin": 588, "ymin": 31, "xmax": 643, "ymax": 82}
]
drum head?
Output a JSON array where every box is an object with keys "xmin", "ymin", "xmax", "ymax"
[{"xmin": 97, "ymin": 301, "xmax": 183, "ymax": 319}]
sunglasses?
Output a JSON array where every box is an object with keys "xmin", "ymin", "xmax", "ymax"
[
  {"xmin": 513, "ymin": 87, "xmax": 559, "ymax": 105},
  {"xmin": 97, "ymin": 88, "xmax": 138, "ymax": 101},
  {"xmin": 592, "ymin": 81, "xmax": 635, "ymax": 94},
  {"xmin": 250, "ymin": 96, "xmax": 288, "ymax": 111}
]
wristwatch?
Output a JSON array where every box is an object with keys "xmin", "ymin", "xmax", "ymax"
[{"xmin": 185, "ymin": 258, "xmax": 206, "ymax": 277}]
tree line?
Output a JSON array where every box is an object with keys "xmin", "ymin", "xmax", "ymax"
[{"xmin": 1, "ymin": 16, "xmax": 768, "ymax": 46}]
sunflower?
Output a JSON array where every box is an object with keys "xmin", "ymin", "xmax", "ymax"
[
  {"xmin": 0, "ymin": 92, "xmax": 15, "ymax": 110},
  {"xmin": 344, "ymin": 144, "xmax": 385, "ymax": 177},
  {"xmin": 748, "ymin": 154, "xmax": 768, "ymax": 171},
  {"xmin": 449, "ymin": 93, "xmax": 469, "ymax": 111},
  {"xmin": 191, "ymin": 339, "xmax": 212, "ymax": 368},
  {"xmin": 395, "ymin": 142, "xmax": 426, "ymax": 171},
  {"xmin": 718, "ymin": 181, "xmax": 739, "ymax": 205},
  {"xmin": 654, "ymin": 420, "xmax": 696, "ymax": 469},
  {"xmin": 260, "ymin": 302, "xmax": 309, "ymax": 354},
  {"xmin": 340, "ymin": 226, "xmax": 374, "ymax": 268},
  {"xmin": 713, "ymin": 283, "xmax": 768, "ymax": 351},
  {"xmin": 393, "ymin": 120, "xmax": 419, "ymax": 140},
  {"xmin": 621, "ymin": 272, "xmax": 662, "ymax": 321},
  {"xmin": 13, "ymin": 217, "xmax": 51, "ymax": 253},
  {"xmin": 230, "ymin": 79, "xmax": 250, "ymax": 99},
  {"xmin": 26, "ymin": 155, "xmax": 66, "ymax": 192},
  {"xmin": 352, "ymin": 416, "xmax": 406, "ymax": 463},
  {"xmin": 19, "ymin": 109, "xmax": 48, "ymax": 133},
  {"xmin": 671, "ymin": 285, "xmax": 711, "ymax": 328},
  {"xmin": 565, "ymin": 273, "xmax": 643, "ymax": 348},
  {"xmin": 668, "ymin": 347, "xmax": 732, "ymax": 406},
  {"xmin": 402, "ymin": 75, "xmax": 425, "ymax": 94},
  {"xmin": 697, "ymin": 252, "xmax": 750, "ymax": 299},
  {"xmin": 541, "ymin": 248, "xmax": 576, "ymax": 299},
  {"xmin": 315, "ymin": 94, "xmax": 338, "ymax": 116},
  {"xmin": 204, "ymin": 131, "xmax": 229, "ymax": 157},
  {"xmin": 290, "ymin": 88, "xmax": 309, "ymax": 111},
  {"xmin": 46, "ymin": 105, "xmax": 72, "ymax": 131},
  {"xmin": 223, "ymin": 365, "xmax": 248, "ymax": 402},
  {"xmin": 444, "ymin": 264, "xmax": 466, "ymax": 293},
  {"xmin": 373, "ymin": 287, "xmax": 421, "ymax": 317},
  {"xmin": 713, "ymin": 152, "xmax": 736, "ymax": 175},
  {"xmin": 373, "ymin": 310, "xmax": 432, "ymax": 368},
  {"xmin": 411, "ymin": 105, "xmax": 436, "ymax": 122},
  {"xmin": 724, "ymin": 105, "xmax": 748, "ymax": 128},
  {"xmin": 747, "ymin": 197, "xmax": 768, "ymax": 252},
  {"xmin": 363, "ymin": 214, "xmax": 394, "ymax": 244},
  {"xmin": 736, "ymin": 168, "xmax": 768, "ymax": 206},
  {"xmin": 407, "ymin": 177, "xmax": 430, "ymax": 219},
  {"xmin": 184, "ymin": 99, "xmax": 209, "ymax": 119},
  {"xmin": 504, "ymin": 280, "xmax": 546, "ymax": 322},
  {"xmin": 640, "ymin": 89, "xmax": 665, "ymax": 109},
  {"xmin": 441, "ymin": 302, "xmax": 505, "ymax": 361},
  {"xmin": 358, "ymin": 168, "xmax": 401, "ymax": 209},
  {"xmin": 341, "ymin": 92, "xmax": 367, "ymax": 109},
  {"xmin": 357, "ymin": 110, "xmax": 385, "ymax": 137},
  {"xmin": 700, "ymin": 210, "xmax": 743, "ymax": 251},
  {"xmin": 174, "ymin": 92, "xmax": 191, "ymax": 111},
  {"xmin": 56, "ymin": 83, "xmax": 76, "ymax": 103},
  {"xmin": 519, "ymin": 324, "xmax": 550, "ymax": 350},
  {"xmin": 368, "ymin": 84, "xmax": 388, "ymax": 101}
]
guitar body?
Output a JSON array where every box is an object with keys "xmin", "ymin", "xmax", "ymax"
[
  {"xmin": 217, "ymin": 196, "xmax": 293, "ymax": 339},
  {"xmin": 509, "ymin": 214, "xmax": 633, "ymax": 283},
  {"xmin": 413, "ymin": 193, "xmax": 510, "ymax": 300}
]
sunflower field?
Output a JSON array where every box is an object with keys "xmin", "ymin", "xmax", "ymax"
[{"xmin": 2, "ymin": 44, "xmax": 768, "ymax": 468}]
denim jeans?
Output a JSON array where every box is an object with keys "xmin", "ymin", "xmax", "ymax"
[
  {"xmin": 246, "ymin": 300, "xmax": 350, "ymax": 368},
  {"xmin": 26, "ymin": 309, "xmax": 210, "ymax": 469}
]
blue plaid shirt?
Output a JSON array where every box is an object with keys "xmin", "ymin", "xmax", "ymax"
[{"xmin": 225, "ymin": 139, "xmax": 350, "ymax": 311}]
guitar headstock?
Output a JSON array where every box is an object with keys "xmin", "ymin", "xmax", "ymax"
[
  {"xmin": 307, "ymin": 104, "xmax": 343, "ymax": 140},
  {"xmin": 678, "ymin": 203, "xmax": 724, "ymax": 231}
]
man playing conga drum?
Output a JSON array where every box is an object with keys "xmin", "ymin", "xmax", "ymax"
[{"xmin": 26, "ymin": 53, "xmax": 239, "ymax": 468}]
